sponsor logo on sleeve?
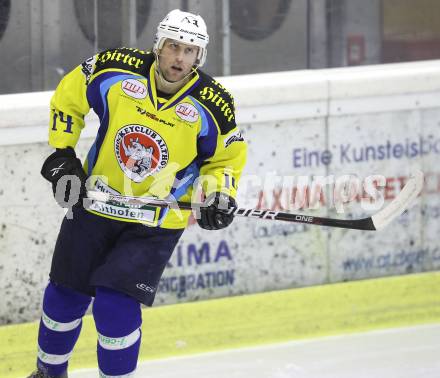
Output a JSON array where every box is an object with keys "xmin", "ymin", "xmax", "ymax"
[
  {"xmin": 81, "ymin": 56, "xmax": 97, "ymax": 84},
  {"xmin": 224, "ymin": 130, "xmax": 244, "ymax": 147},
  {"xmin": 199, "ymin": 86, "xmax": 234, "ymax": 122},
  {"xmin": 114, "ymin": 124, "xmax": 169, "ymax": 183},
  {"xmin": 175, "ymin": 102, "xmax": 199, "ymax": 123},
  {"xmin": 121, "ymin": 79, "xmax": 147, "ymax": 99}
]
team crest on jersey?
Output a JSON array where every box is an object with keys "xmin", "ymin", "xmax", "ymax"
[
  {"xmin": 121, "ymin": 79, "xmax": 147, "ymax": 99},
  {"xmin": 175, "ymin": 102, "xmax": 199, "ymax": 123},
  {"xmin": 114, "ymin": 124, "xmax": 169, "ymax": 182}
]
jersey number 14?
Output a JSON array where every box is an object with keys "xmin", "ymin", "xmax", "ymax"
[{"xmin": 52, "ymin": 110, "xmax": 74, "ymax": 134}]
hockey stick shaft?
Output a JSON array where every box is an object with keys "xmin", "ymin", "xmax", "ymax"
[{"xmin": 86, "ymin": 171, "xmax": 423, "ymax": 231}]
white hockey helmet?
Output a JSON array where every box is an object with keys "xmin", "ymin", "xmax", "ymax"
[{"xmin": 154, "ymin": 9, "xmax": 209, "ymax": 67}]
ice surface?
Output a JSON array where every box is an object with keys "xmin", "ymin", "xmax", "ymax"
[{"xmin": 70, "ymin": 324, "xmax": 440, "ymax": 378}]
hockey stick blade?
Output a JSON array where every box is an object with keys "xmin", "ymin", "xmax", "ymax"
[
  {"xmin": 86, "ymin": 171, "xmax": 423, "ymax": 231},
  {"xmin": 370, "ymin": 170, "xmax": 424, "ymax": 230}
]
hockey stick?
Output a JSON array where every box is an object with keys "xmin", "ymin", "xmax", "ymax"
[{"xmin": 86, "ymin": 171, "xmax": 423, "ymax": 231}]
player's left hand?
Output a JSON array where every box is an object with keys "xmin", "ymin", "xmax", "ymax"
[{"xmin": 196, "ymin": 192, "xmax": 237, "ymax": 230}]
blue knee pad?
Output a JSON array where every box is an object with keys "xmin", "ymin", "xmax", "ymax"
[
  {"xmin": 93, "ymin": 286, "xmax": 142, "ymax": 334},
  {"xmin": 93, "ymin": 287, "xmax": 142, "ymax": 376},
  {"xmin": 43, "ymin": 281, "xmax": 92, "ymax": 321}
]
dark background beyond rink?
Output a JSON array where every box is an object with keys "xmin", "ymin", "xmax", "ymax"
[{"xmin": 1, "ymin": 0, "xmax": 440, "ymax": 94}]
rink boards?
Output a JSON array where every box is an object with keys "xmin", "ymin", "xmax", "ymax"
[{"xmin": 0, "ymin": 60, "xmax": 440, "ymax": 324}]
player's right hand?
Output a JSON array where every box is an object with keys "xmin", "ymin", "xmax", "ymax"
[
  {"xmin": 41, "ymin": 147, "xmax": 88, "ymax": 207},
  {"xmin": 196, "ymin": 192, "xmax": 237, "ymax": 230}
]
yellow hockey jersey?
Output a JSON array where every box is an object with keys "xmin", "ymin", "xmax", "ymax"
[{"xmin": 49, "ymin": 47, "xmax": 247, "ymax": 229}]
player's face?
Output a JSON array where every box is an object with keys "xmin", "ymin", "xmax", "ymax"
[{"xmin": 158, "ymin": 39, "xmax": 199, "ymax": 82}]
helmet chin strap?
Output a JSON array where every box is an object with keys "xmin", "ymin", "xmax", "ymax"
[{"xmin": 154, "ymin": 54, "xmax": 197, "ymax": 95}]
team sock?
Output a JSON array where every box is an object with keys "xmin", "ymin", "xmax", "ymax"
[
  {"xmin": 37, "ymin": 282, "xmax": 92, "ymax": 376},
  {"xmin": 93, "ymin": 286, "xmax": 142, "ymax": 377}
]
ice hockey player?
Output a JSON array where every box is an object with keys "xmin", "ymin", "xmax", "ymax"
[{"xmin": 28, "ymin": 8, "xmax": 247, "ymax": 378}]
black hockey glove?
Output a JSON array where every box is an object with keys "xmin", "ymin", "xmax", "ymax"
[
  {"xmin": 41, "ymin": 147, "xmax": 88, "ymax": 207},
  {"xmin": 196, "ymin": 192, "xmax": 237, "ymax": 230}
]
